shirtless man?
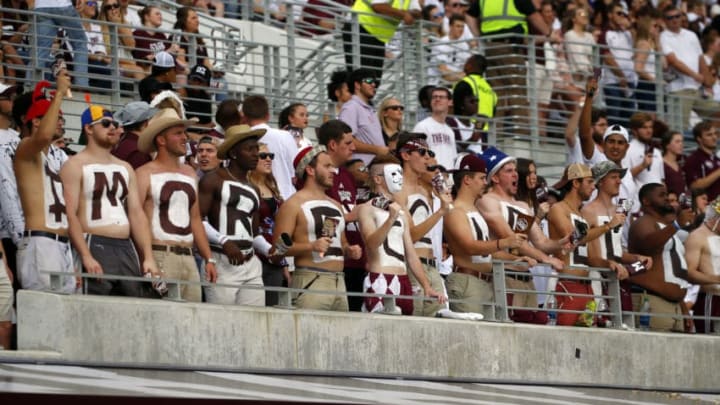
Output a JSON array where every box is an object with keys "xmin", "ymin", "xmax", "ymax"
[
  {"xmin": 198, "ymin": 124, "xmax": 267, "ymax": 306},
  {"xmin": 477, "ymin": 146, "xmax": 566, "ymax": 324},
  {"xmin": 61, "ymin": 105, "xmax": 159, "ymax": 297},
  {"xmin": 136, "ymin": 108, "xmax": 218, "ymax": 302},
  {"xmin": 583, "ymin": 161, "xmax": 651, "ymax": 326},
  {"xmin": 357, "ymin": 154, "xmax": 445, "ymax": 315},
  {"xmin": 685, "ymin": 198, "xmax": 720, "ymax": 333},
  {"xmin": 549, "ymin": 163, "xmax": 628, "ymax": 326},
  {"xmin": 0, "ymin": 243, "xmax": 12, "ymax": 349},
  {"xmin": 14, "ymin": 76, "xmax": 75, "ymax": 293},
  {"xmin": 627, "ymin": 183, "xmax": 691, "ymax": 332},
  {"xmin": 273, "ymin": 145, "xmax": 362, "ymax": 311},
  {"xmin": 444, "ymin": 153, "xmax": 527, "ymax": 320}
]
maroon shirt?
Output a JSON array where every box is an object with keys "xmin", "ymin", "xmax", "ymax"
[
  {"xmin": 663, "ymin": 161, "xmax": 687, "ymax": 196},
  {"xmin": 132, "ymin": 29, "xmax": 170, "ymax": 65},
  {"xmin": 256, "ymin": 195, "xmax": 284, "ymax": 265},
  {"xmin": 683, "ymin": 148, "xmax": 720, "ymax": 200},
  {"xmin": 326, "ymin": 165, "xmax": 366, "ymax": 269},
  {"xmin": 112, "ymin": 131, "xmax": 152, "ymax": 169}
]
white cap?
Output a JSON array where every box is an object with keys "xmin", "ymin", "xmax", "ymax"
[
  {"xmin": 153, "ymin": 51, "xmax": 175, "ymax": 68},
  {"xmin": 603, "ymin": 124, "xmax": 629, "ymax": 142},
  {"xmin": 712, "ymin": 4, "xmax": 720, "ymax": 18}
]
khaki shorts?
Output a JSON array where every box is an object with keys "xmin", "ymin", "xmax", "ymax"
[
  {"xmin": 291, "ymin": 268, "xmax": 348, "ymax": 312},
  {"xmin": 152, "ymin": 248, "xmax": 201, "ymax": 303},
  {"xmin": 407, "ymin": 261, "xmax": 445, "ymax": 317},
  {"xmin": 0, "ymin": 266, "xmax": 12, "ymax": 322},
  {"xmin": 447, "ymin": 272, "xmax": 494, "ymax": 320},
  {"xmin": 632, "ymin": 292, "xmax": 684, "ymax": 332}
]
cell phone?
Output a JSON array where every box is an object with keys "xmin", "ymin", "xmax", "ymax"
[
  {"xmin": 593, "ymin": 67, "xmax": 602, "ymax": 81},
  {"xmin": 678, "ymin": 193, "xmax": 692, "ymax": 210}
]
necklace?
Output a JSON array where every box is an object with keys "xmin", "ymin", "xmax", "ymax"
[
  {"xmin": 563, "ymin": 199, "xmax": 582, "ymax": 215},
  {"xmin": 225, "ymin": 167, "xmax": 243, "ymax": 182}
]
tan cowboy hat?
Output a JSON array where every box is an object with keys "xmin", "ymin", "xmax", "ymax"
[
  {"xmin": 138, "ymin": 108, "xmax": 198, "ymax": 154},
  {"xmin": 217, "ymin": 124, "xmax": 266, "ymax": 159}
]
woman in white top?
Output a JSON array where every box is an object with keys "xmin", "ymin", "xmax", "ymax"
[
  {"xmin": 634, "ymin": 15, "xmax": 662, "ymax": 115},
  {"xmin": 563, "ymin": 7, "xmax": 596, "ymax": 90},
  {"xmin": 99, "ymin": 0, "xmax": 145, "ymax": 80}
]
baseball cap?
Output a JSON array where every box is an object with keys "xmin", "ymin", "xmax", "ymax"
[
  {"xmin": 114, "ymin": 101, "xmax": 158, "ymax": 127},
  {"xmin": 603, "ymin": 124, "xmax": 629, "ymax": 143},
  {"xmin": 25, "ymin": 81, "xmax": 61, "ymax": 123},
  {"xmin": 453, "ymin": 152, "xmax": 486, "ymax": 173},
  {"xmin": 591, "ymin": 161, "xmax": 627, "ymax": 183},
  {"xmin": 0, "ymin": 82, "xmax": 18, "ymax": 99},
  {"xmin": 153, "ymin": 51, "xmax": 175, "ymax": 68},
  {"xmin": 81, "ymin": 105, "xmax": 113, "ymax": 128},
  {"xmin": 188, "ymin": 65, "xmax": 211, "ymax": 84},
  {"xmin": 553, "ymin": 163, "xmax": 593, "ymax": 190}
]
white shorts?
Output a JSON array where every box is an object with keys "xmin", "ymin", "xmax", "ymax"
[
  {"xmin": 17, "ymin": 235, "xmax": 75, "ymax": 293},
  {"xmin": 533, "ymin": 65, "xmax": 554, "ymax": 106},
  {"xmin": 204, "ymin": 251, "xmax": 264, "ymax": 306}
]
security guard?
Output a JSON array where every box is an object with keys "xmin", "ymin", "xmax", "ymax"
[
  {"xmin": 454, "ymin": 54, "xmax": 497, "ymax": 132},
  {"xmin": 343, "ymin": 0, "xmax": 421, "ymax": 82}
]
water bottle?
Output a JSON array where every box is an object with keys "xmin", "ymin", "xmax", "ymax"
[
  {"xmin": 546, "ymin": 295, "xmax": 557, "ymax": 326},
  {"xmin": 639, "ymin": 295, "xmax": 651, "ymax": 331}
]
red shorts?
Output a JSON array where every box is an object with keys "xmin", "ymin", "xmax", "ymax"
[
  {"xmin": 556, "ymin": 280, "xmax": 593, "ymax": 326},
  {"xmin": 362, "ymin": 273, "xmax": 414, "ymax": 315},
  {"xmin": 693, "ymin": 292, "xmax": 720, "ymax": 334}
]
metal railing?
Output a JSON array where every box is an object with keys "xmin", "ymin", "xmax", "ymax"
[{"xmin": 41, "ymin": 259, "xmax": 720, "ymax": 334}]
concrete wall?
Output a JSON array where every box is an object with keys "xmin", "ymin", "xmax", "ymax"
[{"xmin": 15, "ymin": 291, "xmax": 719, "ymax": 390}]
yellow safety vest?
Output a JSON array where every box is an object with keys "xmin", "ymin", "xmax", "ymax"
[
  {"xmin": 456, "ymin": 74, "xmax": 497, "ymax": 130},
  {"xmin": 351, "ymin": 0, "xmax": 411, "ymax": 44},
  {"xmin": 479, "ymin": 0, "xmax": 527, "ymax": 35}
]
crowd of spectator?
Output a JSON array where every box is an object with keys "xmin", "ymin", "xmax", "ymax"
[{"xmin": 1, "ymin": 0, "xmax": 720, "ymax": 352}]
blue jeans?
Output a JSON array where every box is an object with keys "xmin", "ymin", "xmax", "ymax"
[
  {"xmin": 35, "ymin": 6, "xmax": 88, "ymax": 87},
  {"xmin": 603, "ymin": 83, "xmax": 636, "ymax": 128}
]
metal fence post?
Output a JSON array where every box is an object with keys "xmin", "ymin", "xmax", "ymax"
[
  {"xmin": 492, "ymin": 261, "xmax": 511, "ymax": 322},
  {"xmin": 606, "ymin": 271, "xmax": 623, "ymax": 330}
]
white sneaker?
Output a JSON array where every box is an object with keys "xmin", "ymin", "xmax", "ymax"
[{"xmin": 436, "ymin": 308, "xmax": 484, "ymax": 321}]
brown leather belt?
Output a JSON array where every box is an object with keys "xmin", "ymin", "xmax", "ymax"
[
  {"xmin": 152, "ymin": 244, "xmax": 193, "ymax": 256},
  {"xmin": 419, "ymin": 257, "xmax": 437, "ymax": 268},
  {"xmin": 454, "ymin": 266, "xmax": 493, "ymax": 282}
]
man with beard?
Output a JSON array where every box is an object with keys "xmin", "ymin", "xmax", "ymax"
[
  {"xmin": 444, "ymin": 153, "xmax": 527, "ymax": 320},
  {"xmin": 199, "ymin": 124, "xmax": 268, "ymax": 306},
  {"xmin": 357, "ymin": 154, "xmax": 445, "ymax": 315},
  {"xmin": 627, "ymin": 183, "xmax": 691, "ymax": 332},
  {"xmin": 135, "ymin": 108, "xmax": 217, "ymax": 303},
  {"xmin": 61, "ymin": 105, "xmax": 160, "ymax": 297},
  {"xmin": 184, "ymin": 64, "xmax": 214, "ymax": 127},
  {"xmin": 338, "ymin": 68, "xmax": 388, "ymax": 165},
  {"xmin": 477, "ymin": 146, "xmax": 567, "ymax": 324},
  {"xmin": 273, "ymin": 145, "xmax": 362, "ymax": 311},
  {"xmin": 14, "ymin": 76, "xmax": 75, "ymax": 294},
  {"xmin": 548, "ymin": 163, "xmax": 628, "ymax": 326},
  {"xmin": 583, "ymin": 161, "xmax": 652, "ymax": 327},
  {"xmin": 317, "ymin": 120, "xmax": 366, "ymax": 311},
  {"xmin": 686, "ymin": 198, "xmax": 720, "ymax": 333}
]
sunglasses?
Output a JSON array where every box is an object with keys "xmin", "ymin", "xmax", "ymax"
[
  {"xmin": 87, "ymin": 0, "xmax": 97, "ymax": 6},
  {"xmin": 448, "ymin": 3, "xmax": 463, "ymax": 7},
  {"xmin": 104, "ymin": 3, "xmax": 120, "ymax": 10},
  {"xmin": 615, "ymin": 11, "xmax": 628, "ymax": 17},
  {"xmin": 665, "ymin": 14, "xmax": 681, "ymax": 20},
  {"xmin": 91, "ymin": 118, "xmax": 119, "ymax": 128},
  {"xmin": 385, "ymin": 105, "xmax": 404, "ymax": 111},
  {"xmin": 361, "ymin": 77, "xmax": 379, "ymax": 86},
  {"xmin": 432, "ymin": 12, "xmax": 444, "ymax": 18},
  {"xmin": 258, "ymin": 152, "xmax": 275, "ymax": 160},
  {"xmin": 414, "ymin": 148, "xmax": 435, "ymax": 158}
]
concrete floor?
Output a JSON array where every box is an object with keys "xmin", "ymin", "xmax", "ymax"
[{"xmin": 0, "ymin": 362, "xmax": 718, "ymax": 404}]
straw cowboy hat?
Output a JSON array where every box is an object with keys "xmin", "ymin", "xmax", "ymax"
[
  {"xmin": 138, "ymin": 108, "xmax": 198, "ymax": 153},
  {"xmin": 217, "ymin": 124, "xmax": 267, "ymax": 159}
]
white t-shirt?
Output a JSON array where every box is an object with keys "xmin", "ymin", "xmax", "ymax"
[
  {"xmin": 431, "ymin": 35, "xmax": 471, "ymax": 82},
  {"xmin": 250, "ymin": 123, "xmax": 299, "ymax": 201},
  {"xmin": 621, "ymin": 138, "xmax": 664, "ymax": 189},
  {"xmin": 413, "ymin": 116, "xmax": 457, "ymax": 169},
  {"xmin": 34, "ymin": 0, "xmax": 72, "ymax": 8},
  {"xmin": 85, "ymin": 23, "xmax": 107, "ymax": 55},
  {"xmin": 601, "ymin": 29, "xmax": 637, "ymax": 86},
  {"xmin": 660, "ymin": 28, "xmax": 703, "ymax": 92}
]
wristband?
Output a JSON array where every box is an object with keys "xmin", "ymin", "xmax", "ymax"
[{"xmin": 207, "ymin": 258, "xmax": 217, "ymax": 264}]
